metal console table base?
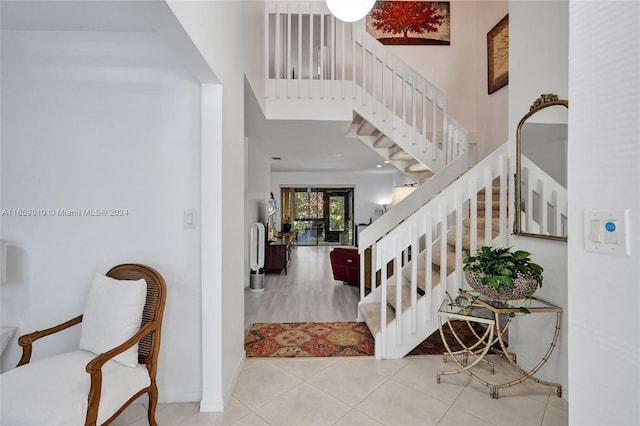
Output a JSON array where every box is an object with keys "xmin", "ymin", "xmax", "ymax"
[{"xmin": 436, "ymin": 290, "xmax": 563, "ymax": 399}]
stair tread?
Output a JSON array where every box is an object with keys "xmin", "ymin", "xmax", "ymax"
[
  {"xmin": 373, "ymin": 135, "xmax": 395, "ymax": 149},
  {"xmin": 405, "ymin": 161, "xmax": 430, "ymax": 173},
  {"xmin": 386, "ymin": 285, "xmax": 419, "ymax": 313},
  {"xmin": 432, "ymin": 251, "xmax": 457, "ymax": 274},
  {"xmin": 360, "ymin": 303, "xmax": 395, "ymax": 336},
  {"xmin": 477, "ymin": 200, "xmax": 502, "ymax": 210},
  {"xmin": 401, "ymin": 261, "xmax": 441, "ymax": 291},
  {"xmin": 389, "ymin": 149, "xmax": 413, "ymax": 161},
  {"xmin": 463, "ymin": 217, "xmax": 501, "ymax": 229},
  {"xmin": 357, "ymin": 121, "xmax": 379, "ymax": 136},
  {"xmin": 447, "ymin": 232, "xmax": 494, "ymax": 250},
  {"xmin": 478, "ymin": 185, "xmax": 502, "ymax": 195}
]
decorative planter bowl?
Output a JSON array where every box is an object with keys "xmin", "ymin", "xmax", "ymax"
[{"xmin": 464, "ymin": 270, "xmax": 539, "ymax": 301}]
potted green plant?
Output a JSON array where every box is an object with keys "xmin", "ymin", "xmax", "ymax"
[{"xmin": 462, "ymin": 246, "xmax": 543, "ymax": 301}]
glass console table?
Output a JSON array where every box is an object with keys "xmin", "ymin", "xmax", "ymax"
[{"xmin": 436, "ymin": 289, "xmax": 562, "ymax": 399}]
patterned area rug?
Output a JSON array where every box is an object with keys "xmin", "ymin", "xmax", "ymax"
[
  {"xmin": 245, "ymin": 320, "xmax": 489, "ymax": 358},
  {"xmin": 245, "ymin": 322, "xmax": 375, "ymax": 357}
]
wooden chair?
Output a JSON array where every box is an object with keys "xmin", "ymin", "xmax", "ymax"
[{"xmin": 0, "ymin": 264, "xmax": 167, "ymax": 426}]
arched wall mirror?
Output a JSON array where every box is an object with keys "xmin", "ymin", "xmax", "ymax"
[{"xmin": 514, "ymin": 94, "xmax": 568, "ymax": 241}]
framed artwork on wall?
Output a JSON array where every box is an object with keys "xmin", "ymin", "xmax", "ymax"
[
  {"xmin": 366, "ymin": 1, "xmax": 450, "ymax": 45},
  {"xmin": 487, "ymin": 14, "xmax": 509, "ymax": 94}
]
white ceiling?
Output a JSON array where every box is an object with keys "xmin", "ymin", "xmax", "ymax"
[
  {"xmin": 0, "ymin": 1, "xmax": 156, "ymax": 32},
  {"xmin": 3, "ymin": 0, "xmax": 394, "ymax": 175}
]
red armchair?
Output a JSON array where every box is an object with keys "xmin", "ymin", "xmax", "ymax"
[{"xmin": 329, "ymin": 247, "xmax": 360, "ymax": 286}]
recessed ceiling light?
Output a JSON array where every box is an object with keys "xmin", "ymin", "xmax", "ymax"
[
  {"xmin": 376, "ymin": 164, "xmax": 382, "ymax": 168},
  {"xmin": 383, "ymin": 160, "xmax": 390, "ymax": 164}
]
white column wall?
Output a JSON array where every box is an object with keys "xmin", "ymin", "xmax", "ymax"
[
  {"xmin": 507, "ymin": 0, "xmax": 569, "ymax": 399},
  {"xmin": 168, "ymin": 0, "xmax": 264, "ymax": 410},
  {"xmin": 568, "ymin": 2, "xmax": 640, "ymax": 424}
]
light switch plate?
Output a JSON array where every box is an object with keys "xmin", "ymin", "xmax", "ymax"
[
  {"xmin": 583, "ymin": 209, "xmax": 629, "ymax": 255},
  {"xmin": 184, "ymin": 209, "xmax": 197, "ymax": 229}
]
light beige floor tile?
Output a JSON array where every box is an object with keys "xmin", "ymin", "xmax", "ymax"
[
  {"xmin": 233, "ymin": 362, "xmax": 302, "ymax": 410},
  {"xmin": 271, "ymin": 357, "xmax": 337, "ymax": 380},
  {"xmin": 547, "ymin": 394, "xmax": 568, "ymax": 411},
  {"xmin": 333, "ymin": 409, "xmax": 384, "ymax": 425},
  {"xmin": 256, "ymin": 382, "xmax": 351, "ymax": 426},
  {"xmin": 306, "ymin": 359, "xmax": 388, "ymax": 406},
  {"xmin": 393, "ymin": 355, "xmax": 471, "ymax": 404},
  {"xmin": 128, "ymin": 417, "xmax": 151, "ymax": 426},
  {"xmin": 542, "ymin": 404, "xmax": 569, "ymax": 426},
  {"xmin": 232, "ymin": 412, "xmax": 271, "ymax": 426},
  {"xmin": 143, "ymin": 400, "xmax": 252, "ymax": 426},
  {"xmin": 437, "ymin": 407, "xmax": 497, "ymax": 426},
  {"xmin": 459, "ymin": 356, "xmax": 554, "ymax": 402},
  {"xmin": 111, "ymin": 403, "xmax": 148, "ymax": 426},
  {"xmin": 346, "ymin": 356, "xmax": 409, "ymax": 378},
  {"xmin": 172, "ymin": 398, "xmax": 253, "ymax": 426},
  {"xmin": 242, "ymin": 358, "xmax": 274, "ymax": 371},
  {"xmin": 153, "ymin": 402, "xmax": 199, "ymax": 425},
  {"xmin": 356, "ymin": 379, "xmax": 450, "ymax": 426},
  {"xmin": 453, "ymin": 382, "xmax": 547, "ymax": 426}
]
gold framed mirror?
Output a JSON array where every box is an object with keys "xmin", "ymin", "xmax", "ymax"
[{"xmin": 514, "ymin": 94, "xmax": 568, "ymax": 241}]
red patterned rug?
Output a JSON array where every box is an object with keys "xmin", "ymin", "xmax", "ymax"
[
  {"xmin": 245, "ymin": 322, "xmax": 375, "ymax": 357},
  {"xmin": 245, "ymin": 320, "xmax": 489, "ymax": 358}
]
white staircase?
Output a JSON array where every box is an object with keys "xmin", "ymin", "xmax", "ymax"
[
  {"xmin": 263, "ymin": 2, "xmax": 508, "ymax": 358},
  {"xmin": 357, "ymin": 150, "xmax": 509, "ymax": 358}
]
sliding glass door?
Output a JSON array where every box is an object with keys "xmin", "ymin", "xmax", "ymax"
[
  {"xmin": 294, "ymin": 188, "xmax": 324, "ymax": 246},
  {"xmin": 283, "ymin": 187, "xmax": 354, "ymax": 246},
  {"xmin": 326, "ymin": 191, "xmax": 349, "ymax": 244}
]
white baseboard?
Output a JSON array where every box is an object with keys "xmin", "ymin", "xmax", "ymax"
[
  {"xmin": 199, "ymin": 397, "xmax": 224, "ymax": 412},
  {"xmin": 200, "ymin": 351, "xmax": 246, "ymax": 412}
]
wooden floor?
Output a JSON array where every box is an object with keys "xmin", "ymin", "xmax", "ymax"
[{"xmin": 244, "ymin": 245, "xmax": 360, "ymax": 329}]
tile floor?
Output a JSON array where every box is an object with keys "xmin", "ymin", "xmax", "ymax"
[
  {"xmin": 119, "ymin": 354, "xmax": 568, "ymax": 426},
  {"xmin": 117, "ymin": 245, "xmax": 568, "ymax": 425}
]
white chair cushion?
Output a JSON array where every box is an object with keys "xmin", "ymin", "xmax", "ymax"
[
  {"xmin": 79, "ymin": 273, "xmax": 147, "ymax": 367},
  {"xmin": 0, "ymin": 350, "xmax": 151, "ymax": 425}
]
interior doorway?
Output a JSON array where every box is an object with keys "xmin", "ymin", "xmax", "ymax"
[{"xmin": 280, "ymin": 187, "xmax": 354, "ymax": 246}]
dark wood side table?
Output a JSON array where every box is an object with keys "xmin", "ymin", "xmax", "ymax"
[{"xmin": 265, "ymin": 234, "xmax": 295, "ymax": 274}]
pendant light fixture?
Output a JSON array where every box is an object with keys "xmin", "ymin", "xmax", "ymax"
[{"xmin": 325, "ymin": 0, "xmax": 376, "ymax": 22}]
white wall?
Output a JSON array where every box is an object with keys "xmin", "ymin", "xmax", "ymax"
[
  {"xmin": 0, "ymin": 30, "xmax": 202, "ymax": 401},
  {"xmin": 568, "ymin": 2, "xmax": 640, "ymax": 424},
  {"xmin": 245, "ymin": 137, "xmax": 272, "ymax": 288},
  {"xmin": 381, "ymin": 0, "xmax": 508, "ymax": 159},
  {"xmin": 507, "ymin": 0, "xmax": 569, "ymax": 398},
  {"xmin": 271, "ymin": 170, "xmax": 402, "ymax": 228}
]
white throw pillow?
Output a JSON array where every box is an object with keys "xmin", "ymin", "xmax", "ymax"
[{"xmin": 79, "ymin": 273, "xmax": 147, "ymax": 367}]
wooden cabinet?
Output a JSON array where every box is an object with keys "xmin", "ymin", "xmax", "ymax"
[{"xmin": 265, "ymin": 234, "xmax": 295, "ymax": 274}]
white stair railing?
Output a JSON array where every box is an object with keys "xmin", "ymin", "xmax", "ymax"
[
  {"xmin": 520, "ymin": 155, "xmax": 568, "ymax": 237},
  {"xmin": 265, "ymin": 1, "xmax": 468, "ymax": 174},
  {"xmin": 350, "ymin": 28, "xmax": 468, "ymax": 173},
  {"xmin": 265, "ymin": 2, "xmax": 353, "ymax": 100},
  {"xmin": 361, "ymin": 144, "xmax": 510, "ymax": 358}
]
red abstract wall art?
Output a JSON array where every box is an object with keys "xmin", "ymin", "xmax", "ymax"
[{"xmin": 366, "ymin": 1, "xmax": 450, "ymax": 45}]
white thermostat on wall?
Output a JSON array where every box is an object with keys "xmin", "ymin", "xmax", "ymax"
[{"xmin": 583, "ymin": 209, "xmax": 630, "ymax": 255}]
